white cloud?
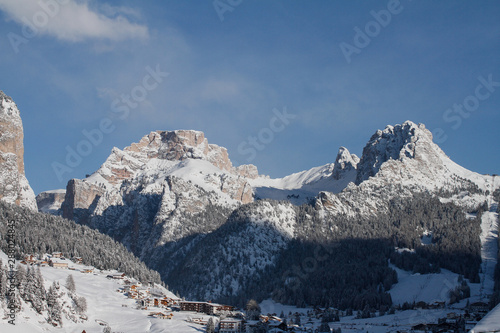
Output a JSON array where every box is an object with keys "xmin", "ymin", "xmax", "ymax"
[
  {"xmin": 0, "ymin": 0, "xmax": 148, "ymax": 42},
  {"xmin": 98, "ymin": 3, "xmax": 143, "ymax": 20}
]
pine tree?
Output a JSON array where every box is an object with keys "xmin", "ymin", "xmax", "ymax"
[
  {"xmin": 47, "ymin": 282, "xmax": 62, "ymax": 326},
  {"xmin": 15, "ymin": 264, "xmax": 26, "ymax": 299},
  {"xmin": 246, "ymin": 299, "xmax": 261, "ymax": 320},
  {"xmin": 26, "ymin": 266, "xmax": 45, "ymax": 314},
  {"xmin": 319, "ymin": 322, "xmax": 331, "ymax": 333},
  {"xmin": 74, "ymin": 296, "xmax": 87, "ymax": 315},
  {"xmin": 24, "ymin": 266, "xmax": 35, "ymax": 304},
  {"xmin": 295, "ymin": 314, "xmax": 301, "ymax": 326},
  {"xmin": 48, "ymin": 299, "xmax": 63, "ymax": 327},
  {"xmin": 206, "ymin": 317, "xmax": 215, "ymax": 333},
  {"xmin": 66, "ymin": 274, "xmax": 76, "ymax": 293}
]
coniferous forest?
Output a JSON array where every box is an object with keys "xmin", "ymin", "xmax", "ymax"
[{"xmin": 0, "ymin": 201, "xmax": 162, "ymax": 284}]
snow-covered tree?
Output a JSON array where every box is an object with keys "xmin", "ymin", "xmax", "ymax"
[
  {"xmin": 24, "ymin": 266, "xmax": 45, "ymax": 313},
  {"xmin": 206, "ymin": 317, "xmax": 215, "ymax": 333},
  {"xmin": 15, "ymin": 264, "xmax": 26, "ymax": 297},
  {"xmin": 47, "ymin": 282, "xmax": 62, "ymax": 326},
  {"xmin": 66, "ymin": 274, "xmax": 76, "ymax": 293},
  {"xmin": 246, "ymin": 299, "xmax": 261, "ymax": 320},
  {"xmin": 74, "ymin": 296, "xmax": 87, "ymax": 315}
]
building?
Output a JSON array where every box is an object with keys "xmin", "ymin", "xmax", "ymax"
[
  {"xmin": 24, "ymin": 255, "xmax": 37, "ymax": 265},
  {"xmin": 205, "ymin": 303, "xmax": 224, "ymax": 315},
  {"xmin": 219, "ymin": 319, "xmax": 243, "ymax": 333},
  {"xmin": 179, "ymin": 301, "xmax": 234, "ymax": 315},
  {"xmin": 180, "ymin": 301, "xmax": 206, "ymax": 313},
  {"xmin": 72, "ymin": 257, "xmax": 83, "ymax": 264},
  {"xmin": 153, "ymin": 297, "xmax": 177, "ymax": 307},
  {"xmin": 470, "ymin": 302, "xmax": 490, "ymax": 315},
  {"xmin": 52, "ymin": 252, "xmax": 63, "ymax": 258},
  {"xmin": 429, "ymin": 301, "xmax": 445, "ymax": 309},
  {"xmin": 107, "ymin": 273, "xmax": 126, "ymax": 279},
  {"xmin": 49, "ymin": 258, "xmax": 68, "ymax": 269}
]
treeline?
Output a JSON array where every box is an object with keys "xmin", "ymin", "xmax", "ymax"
[{"xmin": 0, "ymin": 201, "xmax": 162, "ymax": 284}]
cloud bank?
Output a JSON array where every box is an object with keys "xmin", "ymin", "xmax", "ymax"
[{"xmin": 0, "ymin": 0, "xmax": 149, "ymax": 42}]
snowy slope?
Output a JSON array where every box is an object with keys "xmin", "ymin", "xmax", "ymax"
[
  {"xmin": 250, "ymin": 147, "xmax": 359, "ymax": 205},
  {"xmin": 471, "ymin": 302, "xmax": 500, "ymax": 333},
  {"xmin": 0, "ymin": 250, "xmax": 206, "ymax": 333},
  {"xmin": 389, "ymin": 265, "xmax": 462, "ymax": 305}
]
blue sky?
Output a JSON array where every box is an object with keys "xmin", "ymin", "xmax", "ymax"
[{"xmin": 0, "ymin": 0, "xmax": 499, "ymax": 194}]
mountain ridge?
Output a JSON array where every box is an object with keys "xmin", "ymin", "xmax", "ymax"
[{"xmin": 29, "ymin": 117, "xmax": 500, "ymax": 308}]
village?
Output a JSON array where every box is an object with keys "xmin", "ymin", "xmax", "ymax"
[{"xmin": 19, "ymin": 252, "xmax": 495, "ymax": 333}]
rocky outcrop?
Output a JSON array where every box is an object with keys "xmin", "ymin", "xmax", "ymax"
[
  {"xmin": 62, "ymin": 179, "xmax": 106, "ymax": 224},
  {"xmin": 332, "ymin": 147, "xmax": 359, "ymax": 181},
  {"xmin": 0, "ymin": 91, "xmax": 36, "ymax": 210},
  {"xmin": 36, "ymin": 189, "xmax": 66, "ymax": 214},
  {"xmin": 234, "ymin": 164, "xmax": 259, "ymax": 179},
  {"xmin": 124, "ymin": 130, "xmax": 234, "ymax": 172}
]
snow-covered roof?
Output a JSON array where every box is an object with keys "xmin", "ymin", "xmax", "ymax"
[
  {"xmin": 470, "ymin": 303, "xmax": 500, "ymax": 333},
  {"xmin": 50, "ymin": 258, "xmax": 68, "ymax": 264}
]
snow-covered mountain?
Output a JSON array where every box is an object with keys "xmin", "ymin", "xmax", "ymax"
[
  {"xmin": 36, "ymin": 189, "xmax": 66, "ymax": 214},
  {"xmin": 55, "ymin": 121, "xmax": 500, "ymax": 221},
  {"xmin": 0, "ymin": 91, "xmax": 36, "ymax": 210},
  {"xmin": 44, "ymin": 120, "xmax": 499, "ymax": 307},
  {"xmin": 314, "ymin": 121, "xmax": 499, "ymax": 217}
]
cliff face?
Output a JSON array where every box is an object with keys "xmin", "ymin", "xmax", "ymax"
[
  {"xmin": 0, "ymin": 91, "xmax": 36, "ymax": 210},
  {"xmin": 35, "ymin": 189, "xmax": 66, "ymax": 214}
]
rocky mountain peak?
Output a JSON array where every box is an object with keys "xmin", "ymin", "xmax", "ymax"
[
  {"xmin": 0, "ymin": 90, "xmax": 37, "ymax": 210},
  {"xmin": 355, "ymin": 120, "xmax": 436, "ymax": 184},
  {"xmin": 332, "ymin": 147, "xmax": 360, "ymax": 180},
  {"xmin": 123, "ymin": 130, "xmax": 233, "ymax": 173}
]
